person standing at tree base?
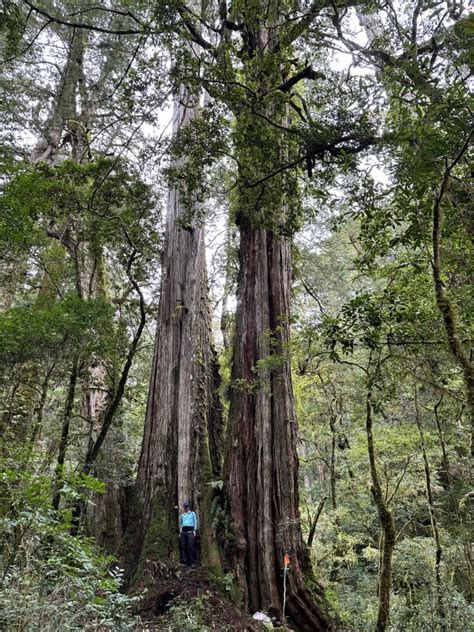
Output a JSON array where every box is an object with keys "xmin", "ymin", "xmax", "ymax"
[{"xmin": 179, "ymin": 501, "xmax": 198, "ymax": 566}]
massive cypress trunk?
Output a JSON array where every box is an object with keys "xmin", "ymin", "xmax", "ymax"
[
  {"xmin": 226, "ymin": 219, "xmax": 333, "ymax": 630},
  {"xmin": 219, "ymin": 3, "xmax": 335, "ymax": 624},
  {"xmin": 124, "ymin": 92, "xmax": 223, "ymax": 578}
]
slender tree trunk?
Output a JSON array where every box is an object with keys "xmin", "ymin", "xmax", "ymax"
[
  {"xmin": 414, "ymin": 387, "xmax": 446, "ymax": 631},
  {"xmin": 30, "ymin": 361, "xmax": 56, "ymax": 445},
  {"xmin": 329, "ymin": 411, "xmax": 338, "ymax": 511},
  {"xmin": 366, "ymin": 388, "xmax": 396, "ymax": 632},
  {"xmin": 433, "ymin": 395, "xmax": 450, "ymax": 487},
  {"xmin": 123, "ymin": 91, "xmax": 223, "ymax": 579},
  {"xmin": 307, "ymin": 497, "xmax": 327, "ymax": 549},
  {"xmin": 70, "ymin": 265, "xmax": 146, "ymax": 533},
  {"xmin": 52, "ymin": 358, "xmax": 79, "ymax": 511},
  {"xmin": 431, "ymin": 145, "xmax": 474, "ymax": 456}
]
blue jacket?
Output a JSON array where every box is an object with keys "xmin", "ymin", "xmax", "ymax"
[{"xmin": 179, "ymin": 511, "xmax": 198, "ymax": 530}]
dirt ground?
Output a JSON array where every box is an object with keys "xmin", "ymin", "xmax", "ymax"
[{"xmin": 134, "ymin": 565, "xmax": 267, "ymax": 631}]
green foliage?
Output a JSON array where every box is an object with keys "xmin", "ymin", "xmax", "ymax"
[
  {"xmin": 0, "ymin": 0, "xmax": 26, "ymax": 58},
  {"xmin": 210, "ymin": 570, "xmax": 241, "ymax": 605},
  {"xmin": 167, "ymin": 100, "xmax": 231, "ymax": 219},
  {"xmin": 165, "ymin": 593, "xmax": 210, "ymax": 631},
  {"xmin": 293, "ymin": 164, "xmax": 472, "ymax": 629},
  {"xmin": 1, "ymin": 158, "xmax": 159, "ymax": 269},
  {"xmin": 1, "ymin": 1, "xmax": 473, "ymax": 630},
  {"xmin": 0, "ymin": 295, "xmax": 117, "ymax": 365},
  {"xmin": 0, "ymin": 456, "xmax": 139, "ymax": 631}
]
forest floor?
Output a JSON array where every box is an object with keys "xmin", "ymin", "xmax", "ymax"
[{"xmin": 135, "ymin": 565, "xmax": 275, "ymax": 631}]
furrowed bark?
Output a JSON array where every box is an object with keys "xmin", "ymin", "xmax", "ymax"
[
  {"xmin": 220, "ymin": 3, "xmax": 336, "ymax": 625},
  {"xmin": 226, "ymin": 221, "xmax": 334, "ymax": 630},
  {"xmin": 123, "ymin": 91, "xmax": 223, "ymax": 580}
]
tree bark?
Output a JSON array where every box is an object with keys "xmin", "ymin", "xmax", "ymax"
[
  {"xmin": 30, "ymin": 361, "xmax": 56, "ymax": 445},
  {"xmin": 123, "ymin": 92, "xmax": 223, "ymax": 580},
  {"xmin": 307, "ymin": 497, "xmax": 327, "ymax": 549},
  {"xmin": 226, "ymin": 222, "xmax": 333, "ymax": 630},
  {"xmin": 30, "ymin": 28, "xmax": 86, "ymax": 165},
  {"xmin": 52, "ymin": 357, "xmax": 79, "ymax": 511},
  {"xmin": 219, "ymin": 3, "xmax": 335, "ymax": 624},
  {"xmin": 433, "ymin": 395, "xmax": 451, "ymax": 487},
  {"xmin": 414, "ymin": 387, "xmax": 446, "ymax": 631},
  {"xmin": 431, "ymin": 143, "xmax": 474, "ymax": 456},
  {"xmin": 366, "ymin": 388, "xmax": 396, "ymax": 632}
]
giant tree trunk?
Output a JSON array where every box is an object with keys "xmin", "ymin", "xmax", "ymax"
[
  {"xmin": 8, "ymin": 27, "xmax": 90, "ymax": 475},
  {"xmin": 221, "ymin": 4, "xmax": 335, "ymax": 624},
  {"xmin": 226, "ymin": 221, "xmax": 333, "ymax": 631},
  {"xmin": 123, "ymin": 94, "xmax": 223, "ymax": 580}
]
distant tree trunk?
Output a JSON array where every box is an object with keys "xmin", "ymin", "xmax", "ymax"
[
  {"xmin": 433, "ymin": 395, "xmax": 450, "ymax": 487},
  {"xmin": 52, "ymin": 357, "xmax": 79, "ymax": 511},
  {"xmin": 10, "ymin": 28, "xmax": 87, "ymax": 451},
  {"xmin": 306, "ymin": 497, "xmax": 327, "ymax": 549},
  {"xmin": 32, "ymin": 28, "xmax": 112, "ymax": 519},
  {"xmin": 123, "ymin": 92, "xmax": 223, "ymax": 580},
  {"xmin": 30, "ymin": 28, "xmax": 86, "ymax": 165},
  {"xmin": 366, "ymin": 388, "xmax": 396, "ymax": 632},
  {"xmin": 30, "ymin": 361, "xmax": 56, "ymax": 445},
  {"xmin": 414, "ymin": 387, "xmax": 446, "ymax": 631},
  {"xmin": 431, "ymin": 146, "xmax": 474, "ymax": 456},
  {"xmin": 220, "ymin": 223, "xmax": 236, "ymax": 350},
  {"xmin": 329, "ymin": 415, "xmax": 337, "ymax": 511},
  {"xmin": 70, "ymin": 262, "xmax": 146, "ymax": 533}
]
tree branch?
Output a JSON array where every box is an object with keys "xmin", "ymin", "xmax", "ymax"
[
  {"xmin": 274, "ymin": 65, "xmax": 325, "ymax": 93},
  {"xmin": 23, "ymin": 0, "xmax": 148, "ymax": 35},
  {"xmin": 177, "ymin": 5, "xmax": 214, "ymax": 50},
  {"xmin": 278, "ymin": 0, "xmax": 362, "ymax": 51}
]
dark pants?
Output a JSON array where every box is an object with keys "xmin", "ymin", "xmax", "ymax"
[{"xmin": 179, "ymin": 528, "xmax": 196, "ymax": 565}]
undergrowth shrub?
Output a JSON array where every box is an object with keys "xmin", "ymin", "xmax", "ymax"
[
  {"xmin": 0, "ymin": 463, "xmax": 139, "ymax": 631},
  {"xmin": 165, "ymin": 593, "xmax": 211, "ymax": 631}
]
